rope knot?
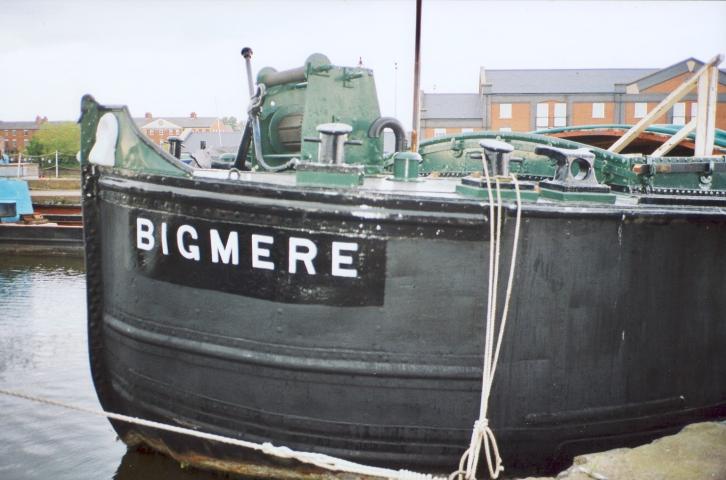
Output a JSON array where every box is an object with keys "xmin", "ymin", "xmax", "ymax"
[{"xmin": 473, "ymin": 419, "xmax": 489, "ymax": 435}]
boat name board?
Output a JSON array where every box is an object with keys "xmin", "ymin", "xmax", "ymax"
[{"xmin": 131, "ymin": 214, "xmax": 386, "ymax": 306}]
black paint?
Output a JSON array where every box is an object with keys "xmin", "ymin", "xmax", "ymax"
[{"xmin": 130, "ymin": 210, "xmax": 386, "ymax": 307}]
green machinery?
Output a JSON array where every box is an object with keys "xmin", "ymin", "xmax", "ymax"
[{"xmin": 241, "ymin": 52, "xmax": 405, "ymax": 174}]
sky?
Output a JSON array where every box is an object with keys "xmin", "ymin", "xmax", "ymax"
[{"xmin": 1, "ymin": 0, "xmax": 725, "ymax": 129}]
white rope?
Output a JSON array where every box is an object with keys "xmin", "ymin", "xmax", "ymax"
[
  {"xmin": 0, "ymin": 388, "xmax": 445, "ymax": 480},
  {"xmin": 451, "ymin": 163, "xmax": 523, "ymax": 480}
]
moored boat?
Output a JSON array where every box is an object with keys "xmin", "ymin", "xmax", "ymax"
[
  {"xmin": 0, "ymin": 179, "xmax": 83, "ymax": 254},
  {"xmin": 81, "ymin": 50, "xmax": 726, "ymax": 479}
]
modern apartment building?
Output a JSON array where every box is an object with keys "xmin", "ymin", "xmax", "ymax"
[{"xmin": 421, "ymin": 58, "xmax": 726, "ymax": 139}]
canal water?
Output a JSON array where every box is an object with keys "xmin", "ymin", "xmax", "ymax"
[{"xmin": 0, "ymin": 255, "xmax": 238, "ymax": 480}]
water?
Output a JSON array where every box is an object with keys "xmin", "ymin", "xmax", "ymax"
[{"xmin": 0, "ymin": 255, "xmax": 238, "ymax": 480}]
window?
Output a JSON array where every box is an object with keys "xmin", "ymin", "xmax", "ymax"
[
  {"xmin": 499, "ymin": 103, "xmax": 512, "ymax": 119},
  {"xmin": 554, "ymin": 103, "xmax": 567, "ymax": 127},
  {"xmin": 499, "ymin": 127, "xmax": 512, "ymax": 132},
  {"xmin": 672, "ymin": 103, "xmax": 686, "ymax": 125},
  {"xmin": 592, "ymin": 103, "xmax": 605, "ymax": 119},
  {"xmin": 433, "ymin": 128, "xmax": 447, "ymax": 138},
  {"xmin": 536, "ymin": 103, "xmax": 549, "ymax": 128},
  {"xmin": 690, "ymin": 103, "xmax": 698, "ymax": 120},
  {"xmin": 634, "ymin": 103, "xmax": 648, "ymax": 119},
  {"xmin": 23, "ymin": 130, "xmax": 28, "ymax": 136},
  {"xmin": 461, "ymin": 128, "xmax": 474, "ymax": 134}
]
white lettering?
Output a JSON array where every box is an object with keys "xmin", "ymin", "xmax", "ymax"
[
  {"xmin": 251, "ymin": 234, "xmax": 274, "ymax": 270},
  {"xmin": 161, "ymin": 222, "xmax": 169, "ymax": 255},
  {"xmin": 332, "ymin": 242, "xmax": 358, "ymax": 278},
  {"xmin": 136, "ymin": 217, "xmax": 155, "ymax": 251},
  {"xmin": 177, "ymin": 225, "xmax": 200, "ymax": 261},
  {"xmin": 288, "ymin": 237, "xmax": 317, "ymax": 274},
  {"xmin": 210, "ymin": 229, "xmax": 239, "ymax": 265}
]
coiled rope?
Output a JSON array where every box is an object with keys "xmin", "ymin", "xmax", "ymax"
[
  {"xmin": 0, "ymin": 388, "xmax": 444, "ymax": 480},
  {"xmin": 450, "ymin": 160, "xmax": 523, "ymax": 480}
]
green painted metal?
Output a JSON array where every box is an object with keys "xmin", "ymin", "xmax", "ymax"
[
  {"xmin": 80, "ymin": 95, "xmax": 191, "ymax": 178},
  {"xmin": 253, "ymin": 54, "xmax": 386, "ymax": 173},
  {"xmin": 296, "ymin": 169, "xmax": 364, "ymax": 188},
  {"xmin": 455, "ymin": 183, "xmax": 539, "ymax": 202},
  {"xmin": 539, "ymin": 187, "xmax": 617, "ymax": 204},
  {"xmin": 418, "ymin": 131, "xmax": 726, "ymax": 194},
  {"xmin": 418, "ymin": 131, "xmax": 635, "ymax": 187},
  {"xmin": 391, "ymin": 152, "xmax": 422, "ymax": 181}
]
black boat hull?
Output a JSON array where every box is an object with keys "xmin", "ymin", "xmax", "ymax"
[{"xmin": 83, "ymin": 167, "xmax": 726, "ymax": 477}]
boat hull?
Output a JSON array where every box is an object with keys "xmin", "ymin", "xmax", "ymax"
[{"xmin": 83, "ymin": 167, "xmax": 726, "ymax": 477}]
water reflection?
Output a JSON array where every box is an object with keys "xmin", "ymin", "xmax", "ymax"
[
  {"xmin": 0, "ymin": 255, "xmax": 242, "ymax": 480},
  {"xmin": 115, "ymin": 448, "xmax": 245, "ymax": 480}
]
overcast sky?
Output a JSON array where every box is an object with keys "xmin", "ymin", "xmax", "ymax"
[{"xmin": 1, "ymin": 0, "xmax": 725, "ymax": 128}]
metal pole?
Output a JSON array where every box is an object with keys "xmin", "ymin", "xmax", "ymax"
[
  {"xmin": 55, "ymin": 150, "xmax": 59, "ymax": 178},
  {"xmin": 241, "ymin": 47, "xmax": 255, "ymax": 98},
  {"xmin": 410, "ymin": 0, "xmax": 422, "ymax": 152},
  {"xmin": 394, "ymin": 62, "xmax": 398, "ymax": 118}
]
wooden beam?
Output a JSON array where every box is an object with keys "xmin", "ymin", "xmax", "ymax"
[
  {"xmin": 609, "ymin": 54, "xmax": 723, "ymax": 154},
  {"xmin": 694, "ymin": 66, "xmax": 710, "ymax": 155},
  {"xmin": 651, "ymin": 118, "xmax": 697, "ymax": 157},
  {"xmin": 704, "ymin": 65, "xmax": 719, "ymax": 155}
]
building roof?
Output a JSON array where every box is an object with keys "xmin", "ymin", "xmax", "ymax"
[
  {"xmin": 482, "ymin": 68, "xmax": 658, "ymax": 94},
  {"xmin": 183, "ymin": 131, "xmax": 243, "ymax": 153},
  {"xmin": 421, "ymin": 93, "xmax": 482, "ymax": 119},
  {"xmin": 0, "ymin": 121, "xmax": 44, "ymax": 130},
  {"xmin": 134, "ymin": 116, "xmax": 222, "ymax": 129}
]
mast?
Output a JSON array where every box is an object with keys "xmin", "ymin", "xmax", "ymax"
[{"xmin": 411, "ymin": 0, "xmax": 422, "ymax": 151}]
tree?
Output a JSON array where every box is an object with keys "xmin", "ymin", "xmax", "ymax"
[
  {"xmin": 222, "ymin": 116, "xmax": 241, "ymax": 131},
  {"xmin": 24, "ymin": 122, "xmax": 80, "ymax": 156}
]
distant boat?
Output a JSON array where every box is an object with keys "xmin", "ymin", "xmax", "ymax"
[
  {"xmin": 0, "ymin": 178, "xmax": 82, "ymax": 254},
  {"xmin": 81, "ymin": 51, "xmax": 726, "ymax": 480}
]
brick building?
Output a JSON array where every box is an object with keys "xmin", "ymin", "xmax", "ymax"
[
  {"xmin": 421, "ymin": 58, "xmax": 726, "ymax": 139},
  {"xmin": 0, "ymin": 116, "xmax": 48, "ymax": 154},
  {"xmin": 1, "ymin": 112, "xmax": 232, "ymax": 156},
  {"xmin": 134, "ymin": 112, "xmax": 232, "ymax": 147}
]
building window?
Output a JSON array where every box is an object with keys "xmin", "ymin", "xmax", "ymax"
[
  {"xmin": 672, "ymin": 103, "xmax": 686, "ymax": 125},
  {"xmin": 499, "ymin": 103, "xmax": 512, "ymax": 119},
  {"xmin": 433, "ymin": 128, "xmax": 447, "ymax": 138},
  {"xmin": 461, "ymin": 128, "xmax": 474, "ymax": 134},
  {"xmin": 499, "ymin": 127, "xmax": 512, "ymax": 132},
  {"xmin": 536, "ymin": 103, "xmax": 549, "ymax": 129},
  {"xmin": 634, "ymin": 103, "xmax": 648, "ymax": 119},
  {"xmin": 690, "ymin": 103, "xmax": 698, "ymax": 120},
  {"xmin": 553, "ymin": 103, "xmax": 567, "ymax": 127},
  {"xmin": 592, "ymin": 103, "xmax": 605, "ymax": 119}
]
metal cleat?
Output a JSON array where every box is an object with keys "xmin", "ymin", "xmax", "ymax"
[
  {"xmin": 535, "ymin": 145, "xmax": 614, "ymax": 202},
  {"xmin": 480, "ymin": 139, "xmax": 515, "ymax": 177},
  {"xmin": 297, "ymin": 122, "xmax": 365, "ymax": 187}
]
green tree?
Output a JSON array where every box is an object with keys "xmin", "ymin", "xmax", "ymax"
[
  {"xmin": 222, "ymin": 116, "xmax": 241, "ymax": 131},
  {"xmin": 25, "ymin": 136, "xmax": 45, "ymax": 156},
  {"xmin": 24, "ymin": 122, "xmax": 80, "ymax": 156}
]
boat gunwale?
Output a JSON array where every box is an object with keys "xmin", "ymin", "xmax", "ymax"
[{"xmin": 97, "ymin": 167, "xmax": 726, "ymax": 223}]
